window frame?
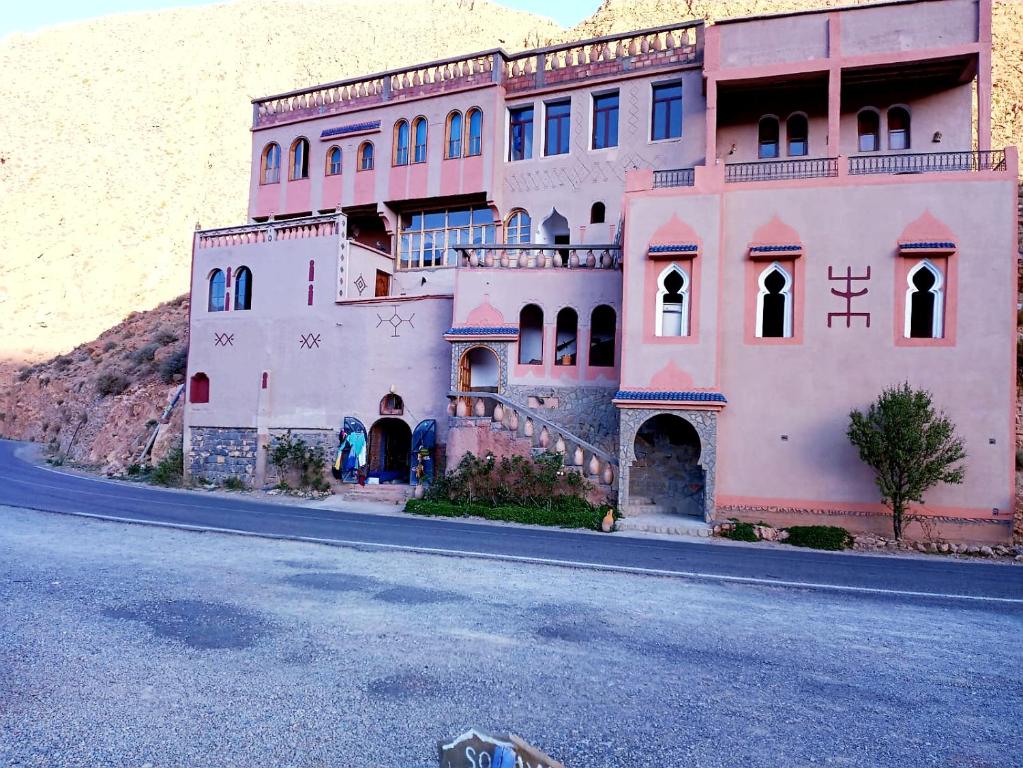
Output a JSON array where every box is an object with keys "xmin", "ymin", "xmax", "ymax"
[
  {"xmin": 755, "ymin": 263, "xmax": 793, "ymax": 338},
  {"xmin": 857, "ymin": 109, "xmax": 881, "ymax": 153},
  {"xmin": 650, "ymin": 81, "xmax": 683, "ymax": 142},
  {"xmin": 591, "ymin": 90, "xmax": 619, "ymax": 150},
  {"xmin": 655, "ymin": 264, "xmax": 690, "ymax": 337},
  {"xmin": 508, "ymin": 105, "xmax": 534, "ymax": 161},
  {"xmin": 544, "ymin": 98, "xmax": 572, "ymax": 157},
  {"xmin": 466, "ymin": 108, "xmax": 483, "ymax": 156},
  {"xmin": 904, "ymin": 259, "xmax": 944, "ymax": 339},
  {"xmin": 234, "ymin": 266, "xmax": 253, "ymax": 311},
  {"xmin": 208, "ymin": 269, "xmax": 226, "ymax": 313},
  {"xmin": 445, "ymin": 111, "xmax": 463, "ymax": 159},
  {"xmin": 887, "ymin": 105, "xmax": 911, "ymax": 151},
  {"xmin": 393, "ymin": 120, "xmax": 410, "ymax": 166},
  {"xmin": 518, "ymin": 304, "xmax": 544, "ymax": 365},
  {"xmin": 289, "ymin": 137, "xmax": 310, "ymax": 180},
  {"xmin": 758, "ymin": 115, "xmax": 780, "ymax": 159},
  {"xmin": 358, "ymin": 141, "xmax": 375, "ymax": 171},
  {"xmin": 505, "ymin": 209, "xmax": 531, "ymax": 244},
  {"xmin": 412, "ymin": 116, "xmax": 428, "ymax": 164},
  {"xmin": 398, "ymin": 205, "xmax": 496, "ymax": 269},
  {"xmin": 325, "ymin": 146, "xmax": 342, "ymax": 176},
  {"xmin": 786, "ymin": 113, "xmax": 808, "ymax": 157},
  {"xmin": 260, "ymin": 142, "xmax": 281, "ymax": 185}
]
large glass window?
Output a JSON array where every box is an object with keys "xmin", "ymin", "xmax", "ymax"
[
  {"xmin": 208, "ymin": 269, "xmax": 226, "ymax": 312},
  {"xmin": 234, "ymin": 266, "xmax": 252, "ymax": 311},
  {"xmin": 261, "ymin": 143, "xmax": 280, "ymax": 184},
  {"xmin": 467, "ymin": 108, "xmax": 483, "ymax": 156},
  {"xmin": 399, "ymin": 205, "xmax": 495, "ymax": 268},
  {"xmin": 290, "ymin": 138, "xmax": 309, "ymax": 180},
  {"xmin": 857, "ymin": 110, "xmax": 880, "ymax": 152},
  {"xmin": 509, "ymin": 106, "xmax": 534, "ymax": 161},
  {"xmin": 758, "ymin": 116, "xmax": 779, "ymax": 159},
  {"xmin": 888, "ymin": 107, "xmax": 911, "ymax": 150},
  {"xmin": 505, "ymin": 209, "xmax": 531, "ymax": 244},
  {"xmin": 544, "ymin": 99, "xmax": 571, "ymax": 156},
  {"xmin": 592, "ymin": 92, "xmax": 619, "ymax": 150},
  {"xmin": 651, "ymin": 82, "xmax": 683, "ymax": 141},
  {"xmin": 786, "ymin": 114, "xmax": 808, "ymax": 157}
]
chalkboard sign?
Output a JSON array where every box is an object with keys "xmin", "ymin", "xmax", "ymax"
[{"xmin": 438, "ymin": 730, "xmax": 563, "ymax": 768}]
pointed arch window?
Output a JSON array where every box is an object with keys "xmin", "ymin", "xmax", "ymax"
[
  {"xmin": 555, "ymin": 308, "xmax": 578, "ymax": 365},
  {"xmin": 290, "ymin": 138, "xmax": 309, "ymax": 180},
  {"xmin": 756, "ymin": 263, "xmax": 793, "ymax": 338},
  {"xmin": 393, "ymin": 120, "xmax": 409, "ymax": 166},
  {"xmin": 905, "ymin": 260, "xmax": 944, "ymax": 338},
  {"xmin": 326, "ymin": 146, "xmax": 342, "ymax": 176},
  {"xmin": 359, "ymin": 141, "xmax": 374, "ymax": 171},
  {"xmin": 446, "ymin": 111, "xmax": 463, "ymax": 159},
  {"xmin": 505, "ymin": 209, "xmax": 531, "ymax": 244},
  {"xmin": 208, "ymin": 269, "xmax": 226, "ymax": 312},
  {"xmin": 786, "ymin": 113, "xmax": 808, "ymax": 157},
  {"xmin": 589, "ymin": 305, "xmax": 616, "ymax": 367},
  {"xmin": 590, "ymin": 202, "xmax": 606, "ymax": 224},
  {"xmin": 758, "ymin": 116, "xmax": 779, "ymax": 159},
  {"xmin": 234, "ymin": 266, "xmax": 252, "ymax": 311},
  {"xmin": 412, "ymin": 117, "xmax": 428, "ymax": 163},
  {"xmin": 888, "ymin": 106, "xmax": 911, "ymax": 150},
  {"xmin": 466, "ymin": 108, "xmax": 483, "ymax": 156},
  {"xmin": 518, "ymin": 304, "xmax": 544, "ymax": 365},
  {"xmin": 261, "ymin": 143, "xmax": 281, "ymax": 184},
  {"xmin": 655, "ymin": 264, "xmax": 690, "ymax": 337},
  {"xmin": 857, "ymin": 109, "xmax": 880, "ymax": 152}
]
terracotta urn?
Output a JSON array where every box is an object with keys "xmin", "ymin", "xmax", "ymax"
[
  {"xmin": 493, "ymin": 403, "xmax": 504, "ymax": 422},
  {"xmin": 413, "ymin": 483, "xmax": 426, "ymax": 499},
  {"xmin": 555, "ymin": 435, "xmax": 566, "ymax": 454},
  {"xmin": 456, "ymin": 399, "xmax": 468, "ymax": 417},
  {"xmin": 474, "ymin": 397, "xmax": 486, "ymax": 416},
  {"xmin": 601, "ymin": 508, "xmax": 615, "ymax": 533},
  {"xmin": 508, "ymin": 410, "xmax": 519, "ymax": 431},
  {"xmin": 602, "ymin": 463, "xmax": 614, "ymax": 485},
  {"xmin": 538, "ymin": 426, "xmax": 550, "ymax": 448},
  {"xmin": 588, "ymin": 454, "xmax": 600, "ymax": 476},
  {"xmin": 524, "ymin": 418, "xmax": 534, "ymax": 437},
  {"xmin": 573, "ymin": 446, "xmax": 584, "ymax": 466}
]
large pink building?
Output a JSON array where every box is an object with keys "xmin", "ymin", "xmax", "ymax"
[{"xmin": 185, "ymin": 0, "xmax": 1019, "ymax": 543}]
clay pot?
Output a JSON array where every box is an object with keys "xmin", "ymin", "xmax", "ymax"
[
  {"xmin": 468, "ymin": 251, "xmax": 479, "ymax": 267},
  {"xmin": 508, "ymin": 410, "xmax": 519, "ymax": 431},
  {"xmin": 446, "ymin": 399, "xmax": 456, "ymax": 416},
  {"xmin": 568, "ymin": 252, "xmax": 579, "ymax": 268},
  {"xmin": 573, "ymin": 446, "xmax": 584, "ymax": 466},
  {"xmin": 524, "ymin": 418, "xmax": 534, "ymax": 437},
  {"xmin": 588, "ymin": 454, "xmax": 600, "ymax": 476},
  {"xmin": 413, "ymin": 483, "xmax": 426, "ymax": 499},
  {"xmin": 555, "ymin": 435, "xmax": 566, "ymax": 454},
  {"xmin": 518, "ymin": 252, "xmax": 529, "ymax": 268},
  {"xmin": 493, "ymin": 403, "xmax": 504, "ymax": 422},
  {"xmin": 601, "ymin": 509, "xmax": 615, "ymax": 533},
  {"xmin": 538, "ymin": 426, "xmax": 550, "ymax": 448},
  {"xmin": 456, "ymin": 399, "xmax": 468, "ymax": 417},
  {"xmin": 474, "ymin": 398, "xmax": 486, "ymax": 417}
]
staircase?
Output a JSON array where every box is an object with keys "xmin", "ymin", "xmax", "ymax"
[
  {"xmin": 617, "ymin": 498, "xmax": 712, "ymax": 537},
  {"xmin": 332, "ymin": 483, "xmax": 413, "ymax": 505}
]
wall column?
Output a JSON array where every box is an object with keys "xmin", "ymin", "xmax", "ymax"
[{"xmin": 977, "ymin": 0, "xmax": 993, "ymax": 151}]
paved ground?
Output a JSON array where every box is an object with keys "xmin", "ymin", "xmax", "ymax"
[{"xmin": 1, "ymin": 506, "xmax": 1020, "ymax": 767}]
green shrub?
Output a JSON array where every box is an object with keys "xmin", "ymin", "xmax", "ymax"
[
  {"xmin": 784, "ymin": 525, "xmax": 853, "ymax": 551},
  {"xmin": 127, "ymin": 464, "xmax": 144, "ymax": 477},
  {"xmin": 154, "ymin": 326, "xmax": 178, "ymax": 345},
  {"xmin": 723, "ymin": 520, "xmax": 759, "ymax": 542},
  {"xmin": 223, "ymin": 476, "xmax": 247, "ymax": 491},
  {"xmin": 158, "ymin": 346, "xmax": 188, "ymax": 383},
  {"xmin": 131, "ymin": 342, "xmax": 160, "ymax": 365},
  {"xmin": 428, "ymin": 451, "xmax": 591, "ymax": 508},
  {"xmin": 95, "ymin": 369, "xmax": 130, "ymax": 397},
  {"xmin": 406, "ymin": 498, "xmax": 606, "ymax": 530},
  {"xmin": 267, "ymin": 431, "xmax": 326, "ymax": 489},
  {"xmin": 151, "ymin": 447, "xmax": 184, "ymax": 487}
]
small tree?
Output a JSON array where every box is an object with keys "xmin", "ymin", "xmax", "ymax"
[{"xmin": 847, "ymin": 383, "xmax": 965, "ymax": 540}]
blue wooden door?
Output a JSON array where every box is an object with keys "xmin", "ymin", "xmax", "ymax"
[
  {"xmin": 340, "ymin": 417, "xmax": 366, "ymax": 483},
  {"xmin": 409, "ymin": 419, "xmax": 436, "ymax": 485}
]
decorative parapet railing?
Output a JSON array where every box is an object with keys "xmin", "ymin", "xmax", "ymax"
[
  {"xmin": 848, "ymin": 150, "xmax": 1007, "ymax": 175},
  {"xmin": 448, "ymin": 390, "xmax": 618, "ymax": 485},
  {"xmin": 652, "ymin": 168, "xmax": 695, "ymax": 188},
  {"xmin": 453, "ymin": 243, "xmax": 621, "ymax": 270},
  {"xmin": 196, "ymin": 213, "xmax": 341, "ymax": 249},
  {"xmin": 252, "ymin": 22, "xmax": 701, "ymax": 128},
  {"xmin": 725, "ymin": 157, "xmax": 839, "ymax": 183}
]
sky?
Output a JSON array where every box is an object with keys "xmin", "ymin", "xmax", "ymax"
[{"xmin": 0, "ymin": 0, "xmax": 600, "ymax": 37}]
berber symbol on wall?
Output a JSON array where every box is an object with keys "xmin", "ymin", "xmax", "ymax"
[
  {"xmin": 827, "ymin": 265, "xmax": 871, "ymax": 328},
  {"xmin": 213, "ymin": 332, "xmax": 235, "ymax": 347},
  {"xmin": 377, "ymin": 306, "xmax": 415, "ymax": 338},
  {"xmin": 299, "ymin": 333, "xmax": 322, "ymax": 349},
  {"xmin": 354, "ymin": 273, "xmax": 368, "ymax": 296}
]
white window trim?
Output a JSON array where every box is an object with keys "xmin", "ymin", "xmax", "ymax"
[
  {"xmin": 655, "ymin": 263, "xmax": 690, "ymax": 337},
  {"xmin": 755, "ymin": 262, "xmax": 793, "ymax": 338},
  {"xmin": 904, "ymin": 259, "xmax": 944, "ymax": 339}
]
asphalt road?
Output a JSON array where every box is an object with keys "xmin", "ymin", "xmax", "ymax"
[
  {"xmin": 0, "ymin": 439, "xmax": 1020, "ymax": 603},
  {"xmin": 1, "ymin": 506, "xmax": 1020, "ymax": 767}
]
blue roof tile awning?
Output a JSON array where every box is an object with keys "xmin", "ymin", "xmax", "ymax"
[
  {"xmin": 749, "ymin": 244, "xmax": 801, "ymax": 253},
  {"xmin": 445, "ymin": 326, "xmax": 519, "ymax": 336},
  {"xmin": 320, "ymin": 120, "xmax": 382, "ymax": 139},
  {"xmin": 614, "ymin": 390, "xmax": 727, "ymax": 403},
  {"xmin": 899, "ymin": 241, "xmax": 956, "ymax": 250},
  {"xmin": 649, "ymin": 244, "xmax": 699, "ymax": 253}
]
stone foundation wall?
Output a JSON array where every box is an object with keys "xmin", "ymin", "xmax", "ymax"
[
  {"xmin": 187, "ymin": 427, "xmax": 258, "ymax": 483},
  {"xmin": 503, "ymin": 385, "xmax": 619, "ymax": 454}
]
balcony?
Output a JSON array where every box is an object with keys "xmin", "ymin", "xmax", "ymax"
[
  {"xmin": 653, "ymin": 168, "xmax": 695, "ymax": 188},
  {"xmin": 196, "ymin": 213, "xmax": 341, "ymax": 249},
  {"xmin": 848, "ymin": 150, "xmax": 1007, "ymax": 175},
  {"xmin": 452, "ymin": 243, "xmax": 621, "ymax": 270},
  {"xmin": 725, "ymin": 157, "xmax": 839, "ymax": 183}
]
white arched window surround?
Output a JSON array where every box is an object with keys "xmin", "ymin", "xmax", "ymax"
[
  {"xmin": 655, "ymin": 263, "xmax": 690, "ymax": 337},
  {"xmin": 904, "ymin": 259, "xmax": 944, "ymax": 339},
  {"xmin": 755, "ymin": 262, "xmax": 793, "ymax": 338}
]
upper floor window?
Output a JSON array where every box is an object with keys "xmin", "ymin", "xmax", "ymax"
[
  {"xmin": 589, "ymin": 305, "xmax": 616, "ymax": 367},
  {"xmin": 509, "ymin": 106, "xmax": 534, "ymax": 161},
  {"xmin": 857, "ymin": 109, "xmax": 880, "ymax": 152},
  {"xmin": 208, "ymin": 269, "xmax": 226, "ymax": 312},
  {"xmin": 905, "ymin": 260, "xmax": 944, "ymax": 338},
  {"xmin": 758, "ymin": 116, "xmax": 779, "ymax": 159},
  {"xmin": 592, "ymin": 92, "xmax": 619, "ymax": 150},
  {"xmin": 380, "ymin": 393, "xmax": 404, "ymax": 415},
  {"xmin": 446, "ymin": 111, "xmax": 463, "ymax": 159},
  {"xmin": 326, "ymin": 146, "xmax": 342, "ymax": 176},
  {"xmin": 412, "ymin": 117, "xmax": 428, "ymax": 163},
  {"xmin": 467, "ymin": 108, "xmax": 483, "ymax": 156},
  {"xmin": 234, "ymin": 266, "xmax": 252, "ymax": 311},
  {"xmin": 544, "ymin": 99, "xmax": 571, "ymax": 156},
  {"xmin": 505, "ymin": 209, "xmax": 531, "ymax": 244},
  {"xmin": 261, "ymin": 143, "xmax": 281, "ymax": 185},
  {"xmin": 189, "ymin": 373, "xmax": 210, "ymax": 404},
  {"xmin": 393, "ymin": 120, "xmax": 410, "ymax": 166},
  {"xmin": 756, "ymin": 263, "xmax": 793, "ymax": 338},
  {"xmin": 786, "ymin": 113, "xmax": 808, "ymax": 157},
  {"xmin": 590, "ymin": 202, "xmax": 605, "ymax": 224},
  {"xmin": 651, "ymin": 82, "xmax": 683, "ymax": 141},
  {"xmin": 359, "ymin": 141, "xmax": 375, "ymax": 171},
  {"xmin": 290, "ymin": 138, "xmax": 309, "ymax": 180},
  {"xmin": 399, "ymin": 205, "xmax": 495, "ymax": 269},
  {"xmin": 555, "ymin": 308, "xmax": 578, "ymax": 366},
  {"xmin": 888, "ymin": 106, "xmax": 911, "ymax": 150},
  {"xmin": 518, "ymin": 304, "xmax": 543, "ymax": 365},
  {"xmin": 655, "ymin": 264, "xmax": 689, "ymax": 337}
]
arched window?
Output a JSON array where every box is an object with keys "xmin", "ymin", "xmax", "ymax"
[
  {"xmin": 412, "ymin": 117, "xmax": 428, "ymax": 163},
  {"xmin": 888, "ymin": 106, "xmax": 911, "ymax": 150},
  {"xmin": 208, "ymin": 269, "xmax": 226, "ymax": 312},
  {"xmin": 589, "ymin": 305, "xmax": 616, "ymax": 367},
  {"xmin": 261, "ymin": 143, "xmax": 281, "ymax": 184},
  {"xmin": 905, "ymin": 260, "xmax": 944, "ymax": 338},
  {"xmin": 290, "ymin": 137, "xmax": 309, "ymax": 180},
  {"xmin": 393, "ymin": 120, "xmax": 410, "ymax": 166},
  {"xmin": 359, "ymin": 141, "xmax": 374, "ymax": 171},
  {"xmin": 505, "ymin": 209, "xmax": 531, "ymax": 244},
  {"xmin": 590, "ymin": 202, "xmax": 606, "ymax": 224},
  {"xmin": 325, "ymin": 146, "xmax": 342, "ymax": 175},
  {"xmin": 555, "ymin": 308, "xmax": 578, "ymax": 366},
  {"xmin": 857, "ymin": 109, "xmax": 880, "ymax": 152},
  {"xmin": 379, "ymin": 393, "xmax": 404, "ymax": 415},
  {"xmin": 655, "ymin": 264, "xmax": 690, "ymax": 337},
  {"xmin": 756, "ymin": 263, "xmax": 792, "ymax": 338},
  {"xmin": 786, "ymin": 113, "xmax": 808, "ymax": 156},
  {"xmin": 446, "ymin": 111, "xmax": 463, "ymax": 159},
  {"xmin": 189, "ymin": 373, "xmax": 210, "ymax": 404},
  {"xmin": 758, "ymin": 116, "xmax": 779, "ymax": 159},
  {"xmin": 467, "ymin": 108, "xmax": 483, "ymax": 156},
  {"xmin": 518, "ymin": 304, "xmax": 544, "ymax": 365},
  {"xmin": 234, "ymin": 266, "xmax": 252, "ymax": 311}
]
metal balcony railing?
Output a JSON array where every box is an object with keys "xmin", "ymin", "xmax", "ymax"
[
  {"xmin": 653, "ymin": 168, "xmax": 695, "ymax": 188},
  {"xmin": 725, "ymin": 157, "xmax": 839, "ymax": 183},
  {"xmin": 848, "ymin": 150, "xmax": 1007, "ymax": 175}
]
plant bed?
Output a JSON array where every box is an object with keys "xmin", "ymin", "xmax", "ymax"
[
  {"xmin": 783, "ymin": 525, "xmax": 853, "ymax": 551},
  {"xmin": 405, "ymin": 498, "xmax": 607, "ymax": 530}
]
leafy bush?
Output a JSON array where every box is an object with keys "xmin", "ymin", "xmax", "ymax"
[
  {"xmin": 154, "ymin": 326, "xmax": 178, "ymax": 345},
  {"xmin": 223, "ymin": 476, "xmax": 247, "ymax": 491},
  {"xmin": 428, "ymin": 451, "xmax": 591, "ymax": 508},
  {"xmin": 723, "ymin": 520, "xmax": 759, "ymax": 542},
  {"xmin": 784, "ymin": 525, "xmax": 853, "ymax": 551},
  {"xmin": 127, "ymin": 464, "xmax": 144, "ymax": 477},
  {"xmin": 158, "ymin": 346, "xmax": 188, "ymax": 383},
  {"xmin": 151, "ymin": 448, "xmax": 184, "ymax": 486},
  {"xmin": 267, "ymin": 431, "xmax": 327, "ymax": 489},
  {"xmin": 95, "ymin": 369, "xmax": 130, "ymax": 397},
  {"xmin": 406, "ymin": 498, "xmax": 606, "ymax": 530},
  {"xmin": 131, "ymin": 342, "xmax": 161, "ymax": 365},
  {"xmin": 103, "ymin": 340, "xmax": 118, "ymax": 352}
]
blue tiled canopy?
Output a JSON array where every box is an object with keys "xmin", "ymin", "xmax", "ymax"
[{"xmin": 615, "ymin": 390, "xmax": 727, "ymax": 403}]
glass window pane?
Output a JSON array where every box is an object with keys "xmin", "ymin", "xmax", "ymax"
[
  {"xmin": 471, "ymin": 206, "xmax": 493, "ymax": 224},
  {"xmin": 448, "ymin": 208, "xmax": 471, "ymax": 227}
]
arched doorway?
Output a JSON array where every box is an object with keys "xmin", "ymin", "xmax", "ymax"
[
  {"xmin": 629, "ymin": 414, "xmax": 704, "ymax": 517},
  {"xmin": 539, "ymin": 209, "xmax": 570, "ymax": 266},
  {"xmin": 368, "ymin": 417, "xmax": 412, "ymax": 483},
  {"xmin": 457, "ymin": 346, "xmax": 500, "ymax": 415}
]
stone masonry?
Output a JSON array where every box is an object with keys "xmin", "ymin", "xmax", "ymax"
[
  {"xmin": 188, "ymin": 427, "xmax": 258, "ymax": 484},
  {"xmin": 503, "ymin": 384, "xmax": 620, "ymax": 455}
]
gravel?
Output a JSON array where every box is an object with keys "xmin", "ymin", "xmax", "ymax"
[{"xmin": 1, "ymin": 505, "xmax": 1020, "ymax": 767}]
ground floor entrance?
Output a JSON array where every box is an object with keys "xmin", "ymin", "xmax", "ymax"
[{"xmin": 368, "ymin": 417, "xmax": 411, "ymax": 483}]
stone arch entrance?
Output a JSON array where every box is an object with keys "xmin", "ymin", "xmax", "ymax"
[
  {"xmin": 368, "ymin": 417, "xmax": 412, "ymax": 483},
  {"xmin": 457, "ymin": 345, "xmax": 500, "ymax": 416}
]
